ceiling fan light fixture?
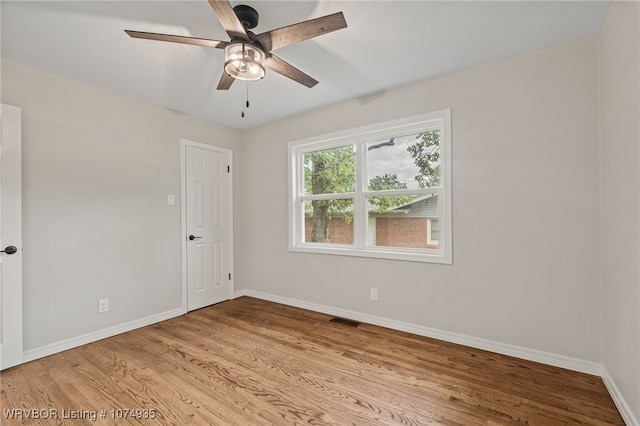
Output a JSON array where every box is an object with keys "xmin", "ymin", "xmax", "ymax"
[{"xmin": 224, "ymin": 42, "xmax": 265, "ymax": 81}]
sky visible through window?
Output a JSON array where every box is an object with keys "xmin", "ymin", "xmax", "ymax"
[{"xmin": 367, "ymin": 133, "xmax": 432, "ymax": 190}]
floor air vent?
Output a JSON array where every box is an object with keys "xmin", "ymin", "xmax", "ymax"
[{"xmin": 330, "ymin": 317, "xmax": 361, "ymax": 327}]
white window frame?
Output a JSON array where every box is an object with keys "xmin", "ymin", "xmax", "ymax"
[{"xmin": 288, "ymin": 109, "xmax": 452, "ymax": 264}]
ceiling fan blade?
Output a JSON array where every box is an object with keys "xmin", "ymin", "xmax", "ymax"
[
  {"xmin": 217, "ymin": 72, "xmax": 235, "ymax": 90},
  {"xmin": 208, "ymin": 0, "xmax": 249, "ymax": 41},
  {"xmin": 255, "ymin": 12, "xmax": 347, "ymax": 52},
  {"xmin": 125, "ymin": 30, "xmax": 228, "ymax": 49},
  {"xmin": 264, "ymin": 54, "xmax": 318, "ymax": 88}
]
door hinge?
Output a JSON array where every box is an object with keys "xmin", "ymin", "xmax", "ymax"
[{"xmin": 228, "ymin": 273, "xmax": 231, "ymax": 280}]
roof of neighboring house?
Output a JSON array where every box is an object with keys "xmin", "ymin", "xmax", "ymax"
[
  {"xmin": 305, "ymin": 193, "xmax": 439, "ymax": 219},
  {"xmin": 369, "ymin": 194, "xmax": 438, "ymax": 218}
]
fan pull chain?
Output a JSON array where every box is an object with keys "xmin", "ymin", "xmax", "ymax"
[
  {"xmin": 241, "ymin": 83, "xmax": 245, "ymax": 118},
  {"xmin": 241, "ymin": 81, "xmax": 251, "ymax": 118},
  {"xmin": 246, "ymin": 81, "xmax": 250, "ymax": 109}
]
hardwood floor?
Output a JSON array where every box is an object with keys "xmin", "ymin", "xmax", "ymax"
[{"xmin": 1, "ymin": 297, "xmax": 624, "ymax": 425}]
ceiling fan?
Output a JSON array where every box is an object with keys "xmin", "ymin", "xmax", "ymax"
[{"xmin": 125, "ymin": 0, "xmax": 347, "ymax": 90}]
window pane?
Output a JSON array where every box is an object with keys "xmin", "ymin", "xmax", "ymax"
[
  {"xmin": 303, "ymin": 199, "xmax": 354, "ymax": 244},
  {"xmin": 367, "ymin": 130, "xmax": 440, "ymax": 190},
  {"xmin": 304, "ymin": 146, "xmax": 355, "ymax": 195},
  {"xmin": 367, "ymin": 194, "xmax": 439, "ymax": 249}
]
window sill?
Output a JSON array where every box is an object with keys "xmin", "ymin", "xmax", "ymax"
[{"xmin": 289, "ymin": 244, "xmax": 452, "ymax": 264}]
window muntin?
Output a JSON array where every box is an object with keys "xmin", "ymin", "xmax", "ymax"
[{"xmin": 289, "ymin": 110, "xmax": 451, "ymax": 263}]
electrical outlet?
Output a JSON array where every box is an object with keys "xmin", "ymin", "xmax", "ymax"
[
  {"xmin": 370, "ymin": 288, "xmax": 378, "ymax": 301},
  {"xmin": 98, "ymin": 298, "xmax": 109, "ymax": 314}
]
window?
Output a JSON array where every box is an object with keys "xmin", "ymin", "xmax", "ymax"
[{"xmin": 289, "ymin": 110, "xmax": 451, "ymax": 263}]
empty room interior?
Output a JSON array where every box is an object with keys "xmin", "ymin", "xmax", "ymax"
[{"xmin": 0, "ymin": 0, "xmax": 638, "ymax": 424}]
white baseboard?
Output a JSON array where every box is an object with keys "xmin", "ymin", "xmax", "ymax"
[
  {"xmin": 602, "ymin": 367, "xmax": 638, "ymax": 426},
  {"xmin": 235, "ymin": 289, "xmax": 602, "ymax": 376},
  {"xmin": 23, "ymin": 307, "xmax": 186, "ymax": 364}
]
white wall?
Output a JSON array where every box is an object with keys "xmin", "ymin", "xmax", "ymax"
[
  {"xmin": 599, "ymin": 1, "xmax": 640, "ymax": 423},
  {"xmin": 241, "ymin": 36, "xmax": 602, "ymax": 364},
  {"xmin": 1, "ymin": 60, "xmax": 242, "ymax": 351}
]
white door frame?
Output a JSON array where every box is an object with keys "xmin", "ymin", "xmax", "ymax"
[
  {"xmin": 1, "ymin": 104, "xmax": 23, "ymax": 369},
  {"xmin": 180, "ymin": 139, "xmax": 234, "ymax": 311}
]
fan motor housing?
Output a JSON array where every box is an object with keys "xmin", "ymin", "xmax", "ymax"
[{"xmin": 233, "ymin": 5, "xmax": 259, "ymax": 29}]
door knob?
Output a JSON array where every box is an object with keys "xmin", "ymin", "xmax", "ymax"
[
  {"xmin": 1, "ymin": 246, "xmax": 17, "ymax": 255},
  {"xmin": 188, "ymin": 235, "xmax": 201, "ymax": 241}
]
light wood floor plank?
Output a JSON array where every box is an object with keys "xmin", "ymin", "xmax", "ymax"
[{"xmin": 1, "ymin": 297, "xmax": 624, "ymax": 425}]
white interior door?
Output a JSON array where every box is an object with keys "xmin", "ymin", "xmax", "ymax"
[
  {"xmin": 0, "ymin": 104, "xmax": 23, "ymax": 369},
  {"xmin": 184, "ymin": 142, "xmax": 233, "ymax": 311}
]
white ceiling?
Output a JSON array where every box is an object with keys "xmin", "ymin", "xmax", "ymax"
[{"xmin": 1, "ymin": 1, "xmax": 610, "ymax": 129}]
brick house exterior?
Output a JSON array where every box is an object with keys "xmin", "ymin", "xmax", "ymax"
[{"xmin": 305, "ymin": 195, "xmax": 439, "ymax": 249}]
